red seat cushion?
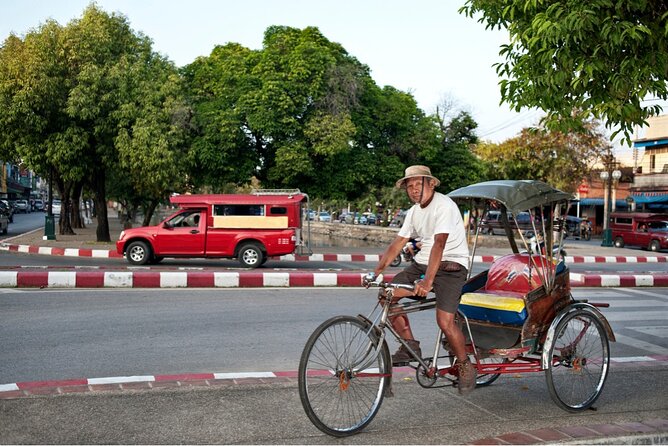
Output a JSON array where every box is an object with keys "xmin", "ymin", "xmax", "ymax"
[{"xmin": 485, "ymin": 254, "xmax": 555, "ymax": 295}]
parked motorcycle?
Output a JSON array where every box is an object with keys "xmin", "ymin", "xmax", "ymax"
[{"xmin": 389, "ymin": 239, "xmax": 421, "ymax": 267}]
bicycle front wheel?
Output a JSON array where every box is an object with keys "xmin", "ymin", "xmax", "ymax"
[
  {"xmin": 298, "ymin": 315, "xmax": 391, "ymax": 437},
  {"xmin": 546, "ymin": 309, "xmax": 610, "ymax": 411}
]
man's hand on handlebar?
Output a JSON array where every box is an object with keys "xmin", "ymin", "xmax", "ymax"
[
  {"xmin": 363, "ymin": 272, "xmax": 383, "ymax": 288},
  {"xmin": 413, "ymin": 279, "xmax": 433, "ymax": 297}
]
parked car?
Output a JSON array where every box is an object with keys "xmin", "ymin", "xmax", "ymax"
[
  {"xmin": 50, "ymin": 199, "xmax": 61, "ymax": 216},
  {"xmin": 13, "ymin": 199, "xmax": 29, "ymax": 213},
  {"xmin": 481, "ymin": 210, "xmax": 536, "ymax": 235},
  {"xmin": 610, "ymin": 212, "xmax": 668, "ymax": 251},
  {"xmin": 0, "ymin": 200, "xmax": 14, "ymax": 223},
  {"xmin": 362, "ymin": 212, "xmax": 377, "ymax": 225},
  {"xmin": 390, "ymin": 210, "xmax": 407, "ymax": 227},
  {"xmin": 33, "ymin": 199, "xmax": 44, "ymax": 211},
  {"xmin": 344, "ymin": 212, "xmax": 362, "ymax": 224},
  {"xmin": 306, "ymin": 210, "xmax": 316, "ymax": 221},
  {"xmin": 0, "ymin": 203, "xmax": 9, "ymax": 234},
  {"xmin": 317, "ymin": 211, "xmax": 331, "ymax": 222}
]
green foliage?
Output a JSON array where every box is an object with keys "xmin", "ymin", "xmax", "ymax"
[
  {"xmin": 473, "ymin": 119, "xmax": 610, "ymax": 191},
  {"xmin": 0, "ymin": 4, "xmax": 191, "ymax": 236},
  {"xmin": 183, "ymin": 25, "xmax": 451, "ymax": 201},
  {"xmin": 460, "ymin": 0, "xmax": 668, "ymax": 142},
  {"xmin": 3, "ymin": 10, "xmax": 486, "ymax": 220},
  {"xmin": 428, "ymin": 111, "xmax": 484, "ymax": 192}
]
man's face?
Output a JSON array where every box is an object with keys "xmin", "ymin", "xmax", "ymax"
[{"xmin": 405, "ymin": 177, "xmax": 435, "ymax": 204}]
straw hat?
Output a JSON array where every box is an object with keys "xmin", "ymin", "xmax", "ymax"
[{"xmin": 395, "ymin": 165, "xmax": 441, "ymax": 188}]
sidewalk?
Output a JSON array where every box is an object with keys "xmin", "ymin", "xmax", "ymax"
[{"xmin": 1, "ymin": 365, "xmax": 667, "ymax": 444}]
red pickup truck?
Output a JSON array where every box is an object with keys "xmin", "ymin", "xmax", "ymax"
[
  {"xmin": 610, "ymin": 212, "xmax": 668, "ymax": 252},
  {"xmin": 116, "ymin": 192, "xmax": 310, "ymax": 267}
]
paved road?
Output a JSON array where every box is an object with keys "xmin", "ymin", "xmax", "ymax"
[
  {"xmin": 4, "ymin": 211, "xmax": 45, "ymax": 238},
  {"xmin": 1, "ymin": 287, "xmax": 666, "ymax": 384}
]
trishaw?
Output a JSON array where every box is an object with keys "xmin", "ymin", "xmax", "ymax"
[{"xmin": 298, "ymin": 180, "xmax": 615, "ymax": 437}]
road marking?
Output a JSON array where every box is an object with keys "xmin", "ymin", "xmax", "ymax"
[
  {"xmin": 88, "ymin": 375, "xmax": 155, "ymax": 385},
  {"xmin": 613, "ymin": 333, "xmax": 668, "ymax": 355},
  {"xmin": 603, "ymin": 310, "xmax": 668, "ymax": 322}
]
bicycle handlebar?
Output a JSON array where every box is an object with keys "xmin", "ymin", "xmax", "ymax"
[{"xmin": 365, "ymin": 280, "xmax": 415, "ymax": 292}]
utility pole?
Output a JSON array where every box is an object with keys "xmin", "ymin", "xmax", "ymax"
[{"xmin": 600, "ymin": 151, "xmax": 621, "ymax": 247}]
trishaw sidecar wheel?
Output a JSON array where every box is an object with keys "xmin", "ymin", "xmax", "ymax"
[
  {"xmin": 298, "ymin": 315, "xmax": 391, "ymax": 437},
  {"xmin": 475, "ymin": 357, "xmax": 507, "ymax": 387},
  {"xmin": 546, "ymin": 309, "xmax": 610, "ymax": 412}
]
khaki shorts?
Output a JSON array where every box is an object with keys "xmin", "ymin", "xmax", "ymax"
[{"xmin": 392, "ymin": 261, "xmax": 468, "ymax": 313}]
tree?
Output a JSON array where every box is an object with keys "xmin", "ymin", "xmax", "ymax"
[
  {"xmin": 0, "ymin": 5, "xmax": 191, "ymax": 238},
  {"xmin": 184, "ymin": 26, "xmax": 442, "ymax": 200},
  {"xmin": 473, "ymin": 120, "xmax": 610, "ymax": 192},
  {"xmin": 460, "ymin": 0, "xmax": 668, "ymax": 141},
  {"xmin": 429, "ymin": 109, "xmax": 484, "ymax": 192}
]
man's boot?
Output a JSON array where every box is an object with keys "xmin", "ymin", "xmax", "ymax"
[
  {"xmin": 392, "ymin": 339, "xmax": 421, "ymax": 365},
  {"xmin": 455, "ymin": 358, "xmax": 477, "ymax": 395}
]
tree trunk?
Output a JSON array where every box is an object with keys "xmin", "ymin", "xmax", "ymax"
[
  {"xmin": 71, "ymin": 182, "xmax": 85, "ymax": 229},
  {"xmin": 56, "ymin": 180, "xmax": 76, "ymax": 236},
  {"xmin": 93, "ymin": 170, "xmax": 111, "ymax": 242},
  {"xmin": 142, "ymin": 199, "xmax": 159, "ymax": 226}
]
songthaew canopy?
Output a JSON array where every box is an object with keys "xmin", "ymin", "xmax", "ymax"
[{"xmin": 448, "ymin": 180, "xmax": 573, "ymax": 214}]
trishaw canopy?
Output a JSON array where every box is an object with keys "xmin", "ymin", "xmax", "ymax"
[{"xmin": 448, "ymin": 180, "xmax": 573, "ymax": 214}]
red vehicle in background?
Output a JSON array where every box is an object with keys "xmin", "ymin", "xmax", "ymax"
[
  {"xmin": 610, "ymin": 212, "xmax": 668, "ymax": 252},
  {"xmin": 116, "ymin": 190, "xmax": 311, "ymax": 267}
]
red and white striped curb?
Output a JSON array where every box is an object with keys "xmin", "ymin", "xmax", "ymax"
[
  {"xmin": 0, "ymin": 270, "xmax": 667, "ymax": 288},
  {"xmin": 570, "ymin": 273, "xmax": 668, "ymax": 287},
  {"xmin": 0, "ymin": 270, "xmax": 369, "ymax": 288},
  {"xmin": 1, "ymin": 355, "xmax": 665, "ymax": 397},
  {"xmin": 0, "ymin": 243, "xmax": 122, "ymax": 258},
  {"xmin": 2, "ymin": 243, "xmax": 667, "ymax": 263}
]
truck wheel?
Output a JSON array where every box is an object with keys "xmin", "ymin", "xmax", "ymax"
[
  {"xmin": 649, "ymin": 240, "xmax": 660, "ymax": 252},
  {"xmin": 238, "ymin": 243, "xmax": 264, "ymax": 268},
  {"xmin": 613, "ymin": 237, "xmax": 624, "ymax": 248},
  {"xmin": 126, "ymin": 241, "xmax": 151, "ymax": 265}
]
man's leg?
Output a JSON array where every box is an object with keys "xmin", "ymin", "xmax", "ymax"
[
  {"xmin": 436, "ymin": 309, "xmax": 465, "ymax": 359},
  {"xmin": 388, "ymin": 288, "xmax": 415, "ymax": 340},
  {"xmin": 436, "ymin": 308, "xmax": 476, "ymax": 395},
  {"xmin": 386, "ymin": 288, "xmax": 422, "ymax": 364}
]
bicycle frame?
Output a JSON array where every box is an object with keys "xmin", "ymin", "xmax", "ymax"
[{"xmin": 358, "ymin": 281, "xmax": 593, "ymax": 382}]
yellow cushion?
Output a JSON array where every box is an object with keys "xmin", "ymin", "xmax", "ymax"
[{"xmin": 461, "ymin": 292, "xmax": 525, "ymax": 313}]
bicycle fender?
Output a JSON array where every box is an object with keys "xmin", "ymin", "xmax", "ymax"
[{"xmin": 541, "ymin": 303, "xmax": 616, "ymax": 370}]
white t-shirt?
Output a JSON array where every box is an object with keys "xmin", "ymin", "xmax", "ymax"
[{"xmin": 398, "ymin": 192, "xmax": 469, "ymax": 268}]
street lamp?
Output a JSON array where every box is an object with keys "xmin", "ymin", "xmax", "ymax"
[{"xmin": 600, "ymin": 168, "xmax": 621, "ymax": 246}]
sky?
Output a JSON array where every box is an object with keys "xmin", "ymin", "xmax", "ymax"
[{"xmin": 0, "ymin": 0, "xmax": 652, "ymax": 163}]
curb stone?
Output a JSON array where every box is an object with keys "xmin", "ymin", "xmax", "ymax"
[{"xmin": 0, "ymin": 270, "xmax": 666, "ymax": 288}]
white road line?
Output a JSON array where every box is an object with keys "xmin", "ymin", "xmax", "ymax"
[{"xmin": 613, "ymin": 333, "xmax": 668, "ymax": 355}]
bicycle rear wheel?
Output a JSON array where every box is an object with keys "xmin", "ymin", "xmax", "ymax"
[
  {"xmin": 298, "ymin": 315, "xmax": 391, "ymax": 437},
  {"xmin": 546, "ymin": 309, "xmax": 610, "ymax": 411}
]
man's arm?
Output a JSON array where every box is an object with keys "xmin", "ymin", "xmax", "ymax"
[
  {"xmin": 414, "ymin": 233, "xmax": 447, "ymax": 297},
  {"xmin": 374, "ymin": 235, "xmax": 409, "ymax": 276}
]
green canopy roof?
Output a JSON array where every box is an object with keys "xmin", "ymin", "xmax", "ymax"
[{"xmin": 447, "ymin": 180, "xmax": 573, "ymax": 214}]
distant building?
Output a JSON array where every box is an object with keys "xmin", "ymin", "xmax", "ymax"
[
  {"xmin": 1, "ymin": 162, "xmax": 32, "ymax": 200},
  {"xmin": 631, "ymin": 115, "xmax": 668, "ymax": 211}
]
